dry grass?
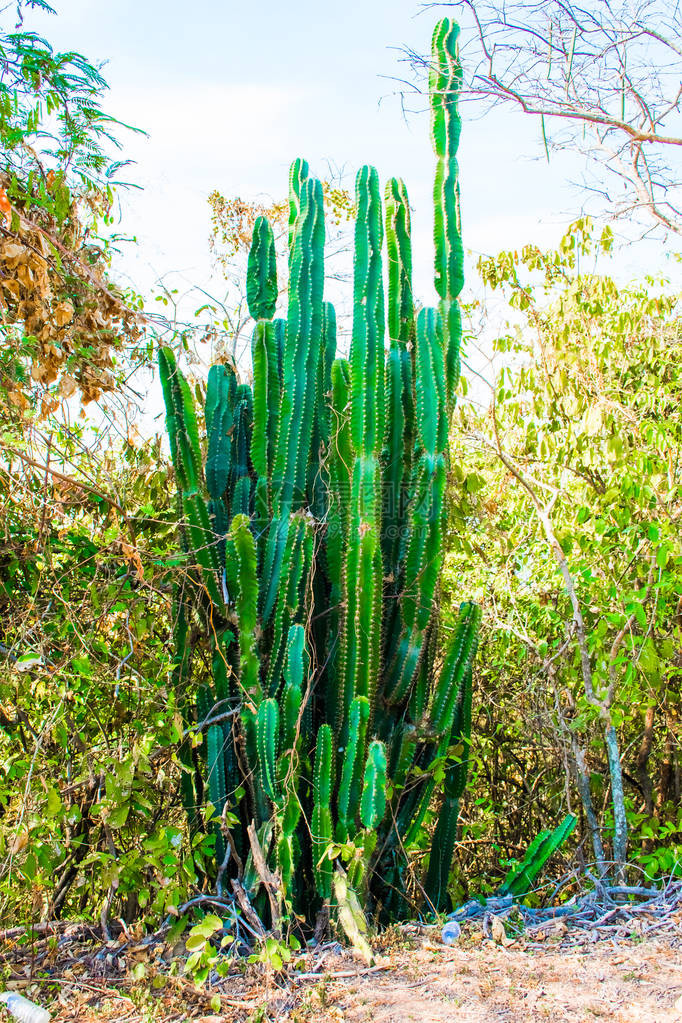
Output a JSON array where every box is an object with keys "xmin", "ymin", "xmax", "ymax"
[{"xmin": 1, "ymin": 922, "xmax": 682, "ymax": 1022}]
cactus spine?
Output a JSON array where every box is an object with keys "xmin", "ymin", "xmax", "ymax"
[{"xmin": 161, "ymin": 17, "xmax": 479, "ymax": 924}]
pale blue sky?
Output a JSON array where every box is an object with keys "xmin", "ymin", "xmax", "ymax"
[{"xmin": 30, "ymin": 0, "xmax": 584, "ymax": 314}]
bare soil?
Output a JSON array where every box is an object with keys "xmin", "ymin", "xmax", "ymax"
[
  {"xmin": 2, "ymin": 929, "xmax": 681, "ymax": 1022},
  {"xmin": 321, "ymin": 938, "xmax": 682, "ymax": 1023}
]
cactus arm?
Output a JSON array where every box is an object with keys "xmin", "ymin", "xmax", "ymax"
[
  {"xmin": 383, "ymin": 178, "xmax": 415, "ymax": 576},
  {"xmin": 231, "ymin": 383, "xmax": 253, "ymax": 489},
  {"xmin": 385, "ymin": 177, "xmax": 414, "ymax": 347},
  {"xmin": 326, "ymin": 362, "xmax": 352, "ymax": 653},
  {"xmin": 312, "ymin": 724, "xmax": 333, "ymax": 899},
  {"xmin": 281, "ymin": 623, "xmax": 306, "ymax": 750},
  {"xmin": 273, "ymin": 317, "xmax": 286, "ymax": 383},
  {"xmin": 158, "ymin": 346, "xmax": 203, "ymax": 491},
  {"xmin": 277, "ymin": 835, "xmax": 295, "ymax": 899},
  {"xmin": 211, "ymin": 630, "xmax": 232, "ymax": 707},
  {"xmin": 384, "ymin": 453, "xmax": 446, "ymax": 704},
  {"xmin": 246, "ymin": 215, "xmax": 278, "ymax": 322},
  {"xmin": 324, "ymin": 356, "xmax": 353, "ymax": 730},
  {"xmin": 500, "ymin": 814, "xmax": 578, "ymax": 897},
  {"xmin": 360, "ymin": 740, "xmax": 387, "ymax": 829},
  {"xmin": 336, "ymin": 695, "xmax": 370, "ymax": 840},
  {"xmin": 280, "ymin": 175, "xmax": 325, "ymax": 510},
  {"xmin": 207, "ymin": 723, "xmax": 227, "ymax": 864},
  {"xmin": 500, "ymin": 830, "xmax": 552, "ymax": 898},
  {"xmin": 278, "ymin": 628, "xmax": 304, "ymax": 891},
  {"xmin": 423, "ymin": 602, "xmax": 480, "ymax": 736},
  {"xmin": 288, "ymin": 156, "xmax": 309, "ymax": 249},
  {"xmin": 423, "ymin": 658, "xmax": 475, "ymax": 911},
  {"xmin": 431, "ymin": 18, "xmax": 464, "ymax": 408},
  {"xmin": 423, "ymin": 793, "xmax": 459, "ymax": 912},
  {"xmin": 230, "ymin": 513, "xmax": 262, "ymax": 711},
  {"xmin": 384, "ymin": 308, "xmax": 449, "ymax": 705},
  {"xmin": 400, "ymin": 739, "xmax": 448, "ymax": 849},
  {"xmin": 158, "ymin": 347, "xmax": 223, "ymax": 607},
  {"xmin": 350, "ymin": 165, "xmax": 385, "ymax": 458},
  {"xmin": 312, "ymin": 805, "xmax": 333, "ymax": 901},
  {"xmin": 444, "ymin": 662, "xmax": 473, "ymax": 799},
  {"xmin": 277, "ymin": 628, "xmax": 306, "ymax": 897},
  {"xmin": 381, "ymin": 343, "xmax": 405, "ymax": 581},
  {"xmin": 251, "ymin": 320, "xmax": 280, "ymax": 484},
  {"xmin": 261, "ymin": 175, "xmax": 325, "ymax": 621},
  {"xmin": 250, "ymin": 309, "xmax": 281, "ymax": 559},
  {"xmin": 327, "ymin": 357, "xmax": 353, "ymax": 571},
  {"xmin": 253, "ymin": 477, "xmax": 269, "ymax": 568},
  {"xmin": 257, "ymin": 698, "xmax": 280, "ymax": 803},
  {"xmin": 408, "ymin": 638, "xmax": 433, "ymax": 723},
  {"xmin": 208, "ymin": 497, "xmax": 230, "ymax": 569},
  {"xmin": 207, "ymin": 722, "xmax": 227, "ymax": 793},
  {"xmin": 337, "ymin": 455, "xmax": 382, "ymax": 736},
  {"xmin": 281, "ymin": 767, "xmax": 302, "ymax": 837},
  {"xmin": 231, "ymin": 475, "xmax": 251, "ymax": 519},
  {"xmin": 205, "ymin": 363, "xmax": 234, "ymax": 501},
  {"xmin": 314, "ymin": 723, "xmax": 333, "ymax": 808},
  {"xmin": 388, "ymin": 723, "xmax": 417, "ymax": 797},
  {"xmin": 265, "ymin": 514, "xmax": 313, "ymax": 698},
  {"xmin": 337, "ymin": 166, "xmax": 386, "ymax": 738},
  {"xmin": 415, "ymin": 307, "xmax": 448, "ymax": 457},
  {"xmin": 309, "ymin": 300, "xmax": 336, "ymax": 518}
]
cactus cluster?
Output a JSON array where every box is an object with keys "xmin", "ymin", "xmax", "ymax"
[{"xmin": 160, "ymin": 18, "xmax": 479, "ymax": 922}]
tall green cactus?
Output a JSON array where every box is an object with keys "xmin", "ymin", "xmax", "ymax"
[
  {"xmin": 161, "ymin": 17, "xmax": 480, "ymax": 926},
  {"xmin": 431, "ymin": 17, "xmax": 464, "ymax": 409}
]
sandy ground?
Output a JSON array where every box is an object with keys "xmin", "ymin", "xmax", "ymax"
[
  {"xmin": 319, "ymin": 939, "xmax": 682, "ymax": 1023},
  {"xmin": 3, "ymin": 930, "xmax": 682, "ymax": 1021}
]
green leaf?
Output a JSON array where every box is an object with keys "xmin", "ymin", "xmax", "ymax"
[
  {"xmin": 185, "ymin": 933, "xmax": 207, "ymax": 952},
  {"xmin": 46, "ymin": 787, "xmax": 62, "ymax": 817},
  {"xmin": 107, "ymin": 804, "xmax": 130, "ymax": 829}
]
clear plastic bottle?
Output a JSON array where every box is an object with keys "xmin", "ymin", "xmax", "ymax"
[
  {"xmin": 441, "ymin": 919, "xmax": 461, "ymax": 945},
  {"xmin": 0, "ymin": 992, "xmax": 50, "ymax": 1023}
]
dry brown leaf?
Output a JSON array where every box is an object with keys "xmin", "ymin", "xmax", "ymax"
[
  {"xmin": 58, "ymin": 374, "xmax": 78, "ymax": 398},
  {"xmin": 40, "ymin": 397, "xmax": 60, "ymax": 418},
  {"xmin": 7, "ymin": 390, "xmax": 29, "ymax": 411},
  {"xmin": 491, "ymin": 915, "xmax": 512, "ymax": 946},
  {"xmin": 16, "ymin": 264, "xmax": 32, "ymax": 287},
  {"xmin": 53, "ymin": 300, "xmax": 74, "ymax": 326},
  {"xmin": 10, "ymin": 830, "xmax": 28, "ymax": 855},
  {"xmin": 1, "ymin": 241, "xmax": 26, "ymax": 262},
  {"xmin": 1, "ymin": 277, "xmax": 21, "ymax": 299},
  {"xmin": 121, "ymin": 541, "xmax": 144, "ymax": 581}
]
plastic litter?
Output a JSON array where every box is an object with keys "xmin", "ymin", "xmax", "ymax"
[
  {"xmin": 0, "ymin": 992, "xmax": 50, "ymax": 1023},
  {"xmin": 441, "ymin": 919, "xmax": 461, "ymax": 945}
]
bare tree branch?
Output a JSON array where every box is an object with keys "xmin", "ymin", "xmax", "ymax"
[{"xmin": 409, "ymin": 0, "xmax": 682, "ymax": 234}]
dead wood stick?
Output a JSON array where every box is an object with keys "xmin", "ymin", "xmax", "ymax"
[
  {"xmin": 246, "ymin": 821, "xmax": 282, "ymax": 936},
  {"xmin": 230, "ymin": 879, "xmax": 265, "ymax": 937}
]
